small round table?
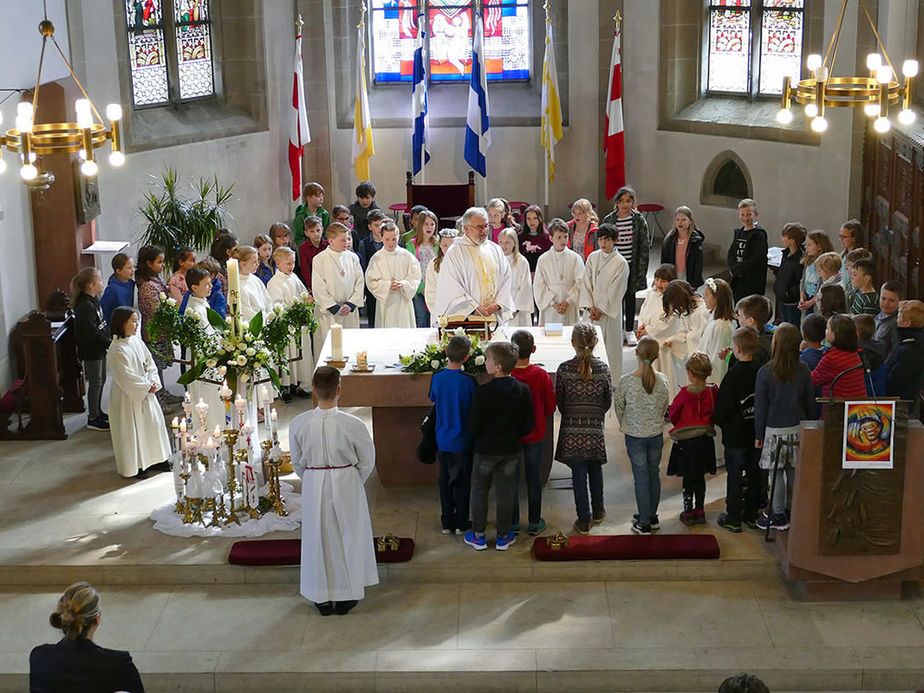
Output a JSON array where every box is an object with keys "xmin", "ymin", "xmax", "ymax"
[
  {"xmin": 637, "ymin": 203, "xmax": 665, "ymax": 246},
  {"xmin": 388, "ymin": 203, "xmax": 409, "ymax": 222}
]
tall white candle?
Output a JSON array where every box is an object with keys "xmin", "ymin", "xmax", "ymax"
[
  {"xmin": 226, "ymin": 258, "xmax": 241, "ymax": 336},
  {"xmin": 331, "ymin": 324, "xmax": 343, "ymax": 361}
]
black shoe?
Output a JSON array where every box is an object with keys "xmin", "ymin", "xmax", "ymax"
[
  {"xmin": 148, "ymin": 461, "xmax": 172, "ymax": 473},
  {"xmin": 633, "ymin": 513, "xmax": 660, "ymax": 530},
  {"xmin": 334, "ymin": 600, "xmax": 358, "ymax": 615},
  {"xmin": 315, "ymin": 601, "xmax": 335, "ymax": 616},
  {"xmin": 281, "ymin": 390, "xmax": 293, "ymax": 404},
  {"xmin": 717, "ymin": 513, "xmax": 742, "ymax": 533},
  {"xmin": 86, "ymin": 418, "xmax": 110, "ymax": 431},
  {"xmin": 294, "ymin": 386, "xmax": 311, "ymax": 398},
  {"xmin": 631, "ymin": 519, "xmax": 652, "ymax": 535},
  {"xmin": 133, "ymin": 469, "xmax": 148, "ymax": 480}
]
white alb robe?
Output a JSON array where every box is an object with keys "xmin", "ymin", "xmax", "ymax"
[
  {"xmin": 365, "ymin": 246, "xmax": 420, "ymax": 328},
  {"xmin": 636, "ymin": 288, "xmax": 675, "ymax": 392},
  {"xmin": 699, "ymin": 315, "xmax": 733, "ymax": 385},
  {"xmin": 637, "ymin": 288, "xmax": 665, "ymax": 332},
  {"xmin": 433, "ymin": 236, "xmax": 513, "ymax": 323},
  {"xmin": 580, "ymin": 248, "xmax": 629, "ymax": 380},
  {"xmin": 663, "ymin": 300, "xmax": 711, "ymax": 392},
  {"xmin": 183, "ymin": 296, "xmax": 225, "ymax": 433},
  {"xmin": 107, "ymin": 335, "xmax": 172, "ymax": 477},
  {"xmin": 506, "ymin": 253, "xmax": 534, "ymax": 326},
  {"xmin": 289, "ymin": 406, "xmax": 378, "ymax": 603},
  {"xmin": 312, "ymin": 248, "xmax": 364, "ymax": 361},
  {"xmin": 645, "ymin": 313, "xmax": 681, "ymax": 398},
  {"xmin": 239, "ymin": 273, "xmax": 274, "ymax": 323},
  {"xmin": 534, "ymin": 247, "xmax": 584, "ymax": 326},
  {"xmin": 424, "ymin": 262, "xmax": 440, "ymax": 326},
  {"xmin": 267, "ymin": 271, "xmax": 316, "ymax": 388}
]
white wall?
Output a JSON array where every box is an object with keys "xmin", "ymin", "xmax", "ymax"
[
  {"xmin": 621, "ymin": 0, "xmax": 859, "ymax": 255},
  {"xmin": 325, "ymin": 0, "xmax": 600, "ymax": 219}
]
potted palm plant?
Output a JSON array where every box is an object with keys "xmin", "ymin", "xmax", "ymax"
[{"xmin": 138, "ymin": 168, "xmax": 234, "ymax": 271}]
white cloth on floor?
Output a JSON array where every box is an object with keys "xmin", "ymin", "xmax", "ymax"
[
  {"xmin": 534, "ymin": 247, "xmax": 584, "ymax": 326},
  {"xmin": 580, "ymin": 248, "xmax": 629, "ymax": 380},
  {"xmin": 312, "ymin": 248, "xmax": 365, "ymax": 361},
  {"xmin": 267, "ymin": 271, "xmax": 315, "ymax": 388},
  {"xmin": 433, "ymin": 236, "xmax": 513, "ymax": 323},
  {"xmin": 365, "ymin": 246, "xmax": 420, "ymax": 328},
  {"xmin": 150, "ymin": 482, "xmax": 301, "ymax": 537},
  {"xmin": 107, "ymin": 335, "xmax": 172, "ymax": 477},
  {"xmin": 290, "ymin": 406, "xmax": 378, "ymax": 604}
]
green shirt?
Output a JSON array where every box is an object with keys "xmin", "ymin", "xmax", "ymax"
[
  {"xmin": 293, "ymin": 204, "xmax": 331, "ymax": 248},
  {"xmin": 850, "ymin": 290, "xmax": 879, "ymax": 315}
]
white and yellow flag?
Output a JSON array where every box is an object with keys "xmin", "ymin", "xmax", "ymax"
[
  {"xmin": 540, "ymin": 19, "xmax": 563, "ymax": 182},
  {"xmin": 352, "ymin": 23, "xmax": 375, "ymax": 181}
]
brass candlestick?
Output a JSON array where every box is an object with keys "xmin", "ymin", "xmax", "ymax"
[
  {"xmin": 240, "ymin": 447, "xmax": 261, "ymax": 520},
  {"xmin": 223, "ymin": 429, "xmax": 241, "ymax": 526},
  {"xmin": 271, "ymin": 452, "xmax": 289, "ymax": 517},
  {"xmin": 179, "ymin": 469, "xmax": 193, "ymax": 523}
]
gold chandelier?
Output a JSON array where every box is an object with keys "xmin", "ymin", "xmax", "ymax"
[
  {"xmin": 776, "ymin": 0, "xmax": 918, "ymax": 134},
  {"xmin": 0, "ymin": 14, "xmax": 124, "ymax": 189}
]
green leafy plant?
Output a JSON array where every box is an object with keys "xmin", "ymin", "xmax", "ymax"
[
  {"xmin": 138, "ymin": 168, "xmax": 234, "ymax": 271},
  {"xmin": 399, "ymin": 330, "xmax": 486, "ymax": 374}
]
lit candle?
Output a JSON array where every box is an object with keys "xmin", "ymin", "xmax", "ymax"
[
  {"xmin": 179, "ymin": 418, "xmax": 187, "ymax": 451},
  {"xmin": 261, "ymin": 385, "xmax": 270, "ymax": 406},
  {"xmin": 195, "ymin": 398, "xmax": 209, "ymax": 433},
  {"xmin": 270, "ymin": 408, "xmax": 279, "ymax": 444},
  {"xmin": 219, "ymin": 379, "xmax": 232, "ymax": 400},
  {"xmin": 331, "ymin": 324, "xmax": 343, "ymax": 361},
  {"xmin": 214, "ymin": 424, "xmax": 222, "ymax": 438},
  {"xmin": 226, "ymin": 258, "xmax": 241, "ymax": 336}
]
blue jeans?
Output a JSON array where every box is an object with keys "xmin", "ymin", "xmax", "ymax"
[
  {"xmin": 777, "ymin": 302, "xmax": 801, "ymax": 327},
  {"xmin": 437, "ymin": 450, "xmax": 472, "ymax": 532},
  {"xmin": 570, "ymin": 458, "xmax": 604, "ymax": 523},
  {"xmin": 512, "ymin": 440, "xmax": 544, "ymax": 526},
  {"xmin": 625, "ymin": 434, "xmax": 663, "ymax": 525},
  {"xmin": 412, "ymin": 293, "xmax": 430, "ymax": 328},
  {"xmin": 470, "ymin": 452, "xmax": 520, "ymax": 536}
]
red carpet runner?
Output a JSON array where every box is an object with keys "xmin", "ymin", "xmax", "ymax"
[
  {"xmin": 229, "ymin": 537, "xmax": 415, "ymax": 566},
  {"xmin": 533, "ymin": 534, "xmax": 720, "ymax": 561}
]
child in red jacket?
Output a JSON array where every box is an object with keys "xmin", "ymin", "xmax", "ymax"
[{"xmin": 667, "ymin": 351, "xmax": 718, "ymax": 526}]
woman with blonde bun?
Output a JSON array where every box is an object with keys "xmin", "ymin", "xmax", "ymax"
[{"xmin": 30, "ymin": 582, "xmax": 144, "ymax": 692}]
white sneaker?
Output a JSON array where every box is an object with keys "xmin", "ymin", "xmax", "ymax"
[{"xmin": 625, "ymin": 332, "xmax": 638, "ymax": 346}]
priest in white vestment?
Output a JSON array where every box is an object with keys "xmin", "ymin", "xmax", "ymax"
[
  {"xmin": 106, "ymin": 309, "xmax": 171, "ymax": 478},
  {"xmin": 267, "ymin": 247, "xmax": 315, "ymax": 395},
  {"xmin": 311, "ymin": 224, "xmax": 365, "ymax": 362},
  {"xmin": 290, "ymin": 366, "xmax": 378, "ymax": 615},
  {"xmin": 534, "ymin": 225, "xmax": 584, "ymax": 326},
  {"xmin": 182, "ymin": 267, "xmax": 225, "ymax": 433},
  {"xmin": 433, "ymin": 207, "xmax": 513, "ymax": 324},
  {"xmin": 580, "ymin": 225, "xmax": 630, "ymax": 381},
  {"xmin": 365, "ymin": 223, "xmax": 421, "ymax": 328},
  {"xmin": 235, "ymin": 246, "xmax": 274, "ymax": 322}
]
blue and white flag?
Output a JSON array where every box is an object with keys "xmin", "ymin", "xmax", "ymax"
[
  {"xmin": 464, "ymin": 7, "xmax": 491, "ymax": 177},
  {"xmin": 411, "ymin": 10, "xmax": 430, "ymax": 176}
]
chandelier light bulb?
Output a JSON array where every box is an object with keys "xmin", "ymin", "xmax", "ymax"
[
  {"xmin": 20, "ymin": 163, "xmax": 38, "ymax": 180},
  {"xmin": 775, "ymin": 108, "xmax": 794, "ymax": 125},
  {"xmin": 75, "ymin": 99, "xmax": 93, "ymax": 129},
  {"xmin": 866, "ymin": 53, "xmax": 882, "ymax": 72},
  {"xmin": 109, "ymin": 151, "xmax": 125, "ymax": 167},
  {"xmin": 106, "ymin": 103, "xmax": 123, "ymax": 121},
  {"xmin": 903, "ymin": 60, "xmax": 919, "ymax": 78},
  {"xmin": 876, "ymin": 66, "xmax": 893, "ymax": 84},
  {"xmin": 806, "ymin": 54, "xmax": 822, "ymax": 71},
  {"xmin": 17, "ymin": 102, "xmax": 33, "ymax": 121},
  {"xmin": 80, "ymin": 159, "xmax": 99, "ymax": 177},
  {"xmin": 810, "ymin": 116, "xmax": 828, "ymax": 133},
  {"xmin": 898, "ymin": 109, "xmax": 916, "ymax": 125},
  {"xmin": 873, "ymin": 116, "xmax": 891, "ymax": 133},
  {"xmin": 864, "ymin": 102, "xmax": 879, "ymax": 116},
  {"xmin": 814, "ymin": 66, "xmax": 829, "ymax": 82},
  {"xmin": 804, "ymin": 103, "xmax": 818, "ymax": 118}
]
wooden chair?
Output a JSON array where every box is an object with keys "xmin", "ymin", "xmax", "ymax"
[{"xmin": 405, "ymin": 171, "xmax": 476, "ymax": 231}]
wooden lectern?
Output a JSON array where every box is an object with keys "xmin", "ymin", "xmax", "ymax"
[{"xmin": 776, "ymin": 400, "xmax": 923, "ymax": 600}]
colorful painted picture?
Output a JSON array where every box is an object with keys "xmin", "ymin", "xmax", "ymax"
[{"xmin": 842, "ymin": 401, "xmax": 895, "ymax": 469}]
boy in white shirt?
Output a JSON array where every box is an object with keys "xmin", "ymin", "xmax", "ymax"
[
  {"xmin": 365, "ymin": 222, "xmax": 421, "ymax": 328},
  {"xmin": 311, "ymin": 223, "xmax": 365, "ymax": 362},
  {"xmin": 182, "ymin": 267, "xmax": 225, "ymax": 433},
  {"xmin": 533, "ymin": 220, "xmax": 584, "ymax": 326},
  {"xmin": 267, "ymin": 246, "xmax": 315, "ymax": 400},
  {"xmin": 580, "ymin": 223, "xmax": 629, "ymax": 380}
]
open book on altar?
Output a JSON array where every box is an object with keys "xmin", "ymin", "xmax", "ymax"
[{"xmin": 437, "ymin": 314, "xmax": 497, "ymax": 340}]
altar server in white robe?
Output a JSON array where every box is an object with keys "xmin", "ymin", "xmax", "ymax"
[
  {"xmin": 234, "ymin": 245, "xmax": 274, "ymax": 323},
  {"xmin": 182, "ymin": 267, "xmax": 225, "ymax": 433},
  {"xmin": 660, "ymin": 279, "xmax": 711, "ymax": 393},
  {"xmin": 365, "ymin": 222, "xmax": 420, "ymax": 328},
  {"xmin": 312, "ymin": 223, "xmax": 365, "ymax": 362},
  {"xmin": 267, "ymin": 246, "xmax": 315, "ymax": 396},
  {"xmin": 425, "ymin": 229, "xmax": 460, "ymax": 326},
  {"xmin": 433, "ymin": 207, "xmax": 513, "ymax": 324},
  {"xmin": 290, "ymin": 366, "xmax": 377, "ymax": 615},
  {"xmin": 534, "ymin": 221, "xmax": 584, "ymax": 326},
  {"xmin": 636, "ymin": 264, "xmax": 677, "ymax": 391},
  {"xmin": 580, "ymin": 224, "xmax": 629, "ymax": 380},
  {"xmin": 498, "ymin": 228, "xmax": 534, "ymax": 326},
  {"xmin": 106, "ymin": 307, "xmax": 172, "ymax": 478}
]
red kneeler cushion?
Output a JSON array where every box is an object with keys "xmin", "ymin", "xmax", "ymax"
[
  {"xmin": 228, "ymin": 537, "xmax": 415, "ymax": 566},
  {"xmin": 532, "ymin": 534, "xmax": 720, "ymax": 561}
]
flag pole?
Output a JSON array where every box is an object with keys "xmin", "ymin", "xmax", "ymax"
[
  {"xmin": 296, "ymin": 13, "xmax": 305, "ymax": 208},
  {"xmin": 419, "ymin": 0, "xmax": 426, "ymax": 185},
  {"xmin": 543, "ymin": 0, "xmax": 551, "ymax": 217}
]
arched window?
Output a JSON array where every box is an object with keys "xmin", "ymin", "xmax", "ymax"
[
  {"xmin": 370, "ymin": 0, "xmax": 530, "ymax": 84},
  {"xmin": 706, "ymin": 0, "xmax": 805, "ymax": 96},
  {"xmin": 124, "ymin": 0, "xmax": 215, "ymax": 108},
  {"xmin": 701, "ymin": 150, "xmax": 754, "ymax": 208}
]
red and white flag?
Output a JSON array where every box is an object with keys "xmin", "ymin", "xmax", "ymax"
[
  {"xmin": 289, "ymin": 30, "xmax": 311, "ymax": 201},
  {"xmin": 604, "ymin": 24, "xmax": 625, "ymax": 200}
]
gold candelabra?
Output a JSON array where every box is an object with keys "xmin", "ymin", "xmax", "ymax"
[
  {"xmin": 223, "ymin": 430, "xmax": 241, "ymax": 526},
  {"xmin": 261, "ymin": 441, "xmax": 289, "ymax": 517}
]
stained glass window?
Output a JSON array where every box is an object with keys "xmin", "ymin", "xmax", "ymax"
[
  {"xmin": 125, "ymin": 0, "xmax": 215, "ymax": 108},
  {"xmin": 371, "ymin": 0, "xmax": 530, "ymax": 84},
  {"xmin": 706, "ymin": 0, "xmax": 804, "ymax": 96}
]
